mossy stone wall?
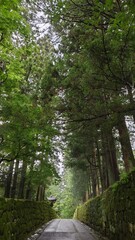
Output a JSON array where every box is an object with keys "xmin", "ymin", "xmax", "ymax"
[
  {"xmin": 0, "ymin": 198, "xmax": 56, "ymax": 240},
  {"xmin": 74, "ymin": 170, "xmax": 135, "ymax": 240}
]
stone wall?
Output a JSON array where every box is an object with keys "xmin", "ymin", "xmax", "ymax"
[
  {"xmin": 0, "ymin": 198, "xmax": 56, "ymax": 240},
  {"xmin": 74, "ymin": 169, "xmax": 135, "ymax": 240}
]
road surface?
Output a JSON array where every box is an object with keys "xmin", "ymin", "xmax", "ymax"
[{"xmin": 33, "ymin": 219, "xmax": 105, "ymax": 240}]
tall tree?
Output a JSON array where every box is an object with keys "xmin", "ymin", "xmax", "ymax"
[{"xmin": 45, "ymin": 0, "xmax": 135, "ymax": 201}]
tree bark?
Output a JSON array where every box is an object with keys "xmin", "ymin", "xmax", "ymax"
[
  {"xmin": 25, "ymin": 180, "xmax": 32, "ymax": 200},
  {"xmin": 4, "ymin": 160, "xmax": 14, "ymax": 198},
  {"xmin": 10, "ymin": 159, "xmax": 19, "ymax": 198},
  {"xmin": 18, "ymin": 160, "xmax": 27, "ymax": 199},
  {"xmin": 117, "ymin": 115, "xmax": 135, "ymax": 172},
  {"xmin": 36, "ymin": 185, "xmax": 45, "ymax": 201},
  {"xmin": 87, "ymin": 167, "xmax": 92, "ymax": 198},
  {"xmin": 25, "ymin": 161, "xmax": 34, "ymax": 200},
  {"xmin": 101, "ymin": 127, "xmax": 119, "ymax": 186},
  {"xmin": 90, "ymin": 143, "xmax": 100, "ymax": 197},
  {"xmin": 96, "ymin": 140, "xmax": 104, "ymax": 193}
]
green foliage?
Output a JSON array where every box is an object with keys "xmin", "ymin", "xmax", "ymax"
[
  {"xmin": 0, "ymin": 0, "xmax": 61, "ymax": 199},
  {"xmin": 47, "ymin": 169, "xmax": 85, "ymax": 218},
  {"xmin": 0, "ymin": 0, "xmax": 30, "ymax": 90}
]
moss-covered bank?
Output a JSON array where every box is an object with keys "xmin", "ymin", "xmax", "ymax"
[
  {"xmin": 74, "ymin": 169, "xmax": 135, "ymax": 240},
  {"xmin": 0, "ymin": 198, "xmax": 56, "ymax": 240}
]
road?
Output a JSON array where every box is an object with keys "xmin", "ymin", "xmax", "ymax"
[{"xmin": 35, "ymin": 219, "xmax": 104, "ymax": 240}]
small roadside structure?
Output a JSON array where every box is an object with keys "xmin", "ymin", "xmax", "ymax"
[{"xmin": 47, "ymin": 195, "xmax": 57, "ymax": 206}]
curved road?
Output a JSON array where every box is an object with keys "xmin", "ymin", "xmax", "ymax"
[{"xmin": 36, "ymin": 219, "xmax": 105, "ymax": 240}]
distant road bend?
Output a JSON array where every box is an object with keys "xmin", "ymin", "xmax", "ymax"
[{"xmin": 33, "ymin": 219, "xmax": 106, "ymax": 240}]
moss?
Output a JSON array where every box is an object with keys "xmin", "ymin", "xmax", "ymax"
[
  {"xmin": 0, "ymin": 198, "xmax": 56, "ymax": 240},
  {"xmin": 74, "ymin": 169, "xmax": 135, "ymax": 240}
]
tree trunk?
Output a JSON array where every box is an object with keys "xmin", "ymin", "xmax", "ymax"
[
  {"xmin": 101, "ymin": 127, "xmax": 119, "ymax": 186},
  {"xmin": 10, "ymin": 159, "xmax": 19, "ymax": 198},
  {"xmin": 96, "ymin": 140, "xmax": 104, "ymax": 193},
  {"xmin": 90, "ymin": 143, "xmax": 99, "ymax": 197},
  {"xmin": 107, "ymin": 127, "xmax": 120, "ymax": 182},
  {"xmin": 25, "ymin": 161, "xmax": 34, "ymax": 200},
  {"xmin": 36, "ymin": 185, "xmax": 45, "ymax": 201},
  {"xmin": 101, "ymin": 132, "xmax": 110, "ymax": 189},
  {"xmin": 117, "ymin": 115, "xmax": 135, "ymax": 172},
  {"xmin": 91, "ymin": 167, "xmax": 97, "ymax": 197},
  {"xmin": 18, "ymin": 160, "xmax": 27, "ymax": 199},
  {"xmin": 25, "ymin": 180, "xmax": 32, "ymax": 200},
  {"xmin": 87, "ymin": 168, "xmax": 92, "ymax": 198},
  {"xmin": 4, "ymin": 161, "xmax": 14, "ymax": 198}
]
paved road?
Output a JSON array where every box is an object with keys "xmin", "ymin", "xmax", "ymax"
[{"xmin": 36, "ymin": 219, "xmax": 104, "ymax": 240}]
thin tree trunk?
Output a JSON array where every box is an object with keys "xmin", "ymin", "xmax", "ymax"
[
  {"xmin": 18, "ymin": 160, "xmax": 27, "ymax": 199},
  {"xmin": 87, "ymin": 168, "xmax": 92, "ymax": 198},
  {"xmin": 91, "ymin": 168, "xmax": 97, "ymax": 197},
  {"xmin": 41, "ymin": 185, "xmax": 45, "ymax": 201},
  {"xmin": 107, "ymin": 128, "xmax": 120, "ymax": 182},
  {"xmin": 25, "ymin": 180, "xmax": 32, "ymax": 200},
  {"xmin": 101, "ymin": 132, "xmax": 110, "ymax": 189},
  {"xmin": 96, "ymin": 140, "xmax": 104, "ymax": 193},
  {"xmin": 10, "ymin": 159, "xmax": 19, "ymax": 198},
  {"xmin": 4, "ymin": 161, "xmax": 14, "ymax": 198},
  {"xmin": 25, "ymin": 161, "xmax": 34, "ymax": 200},
  {"xmin": 90, "ymin": 144, "xmax": 99, "ymax": 197},
  {"xmin": 101, "ymin": 127, "xmax": 119, "ymax": 186},
  {"xmin": 36, "ymin": 185, "xmax": 45, "ymax": 201}
]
